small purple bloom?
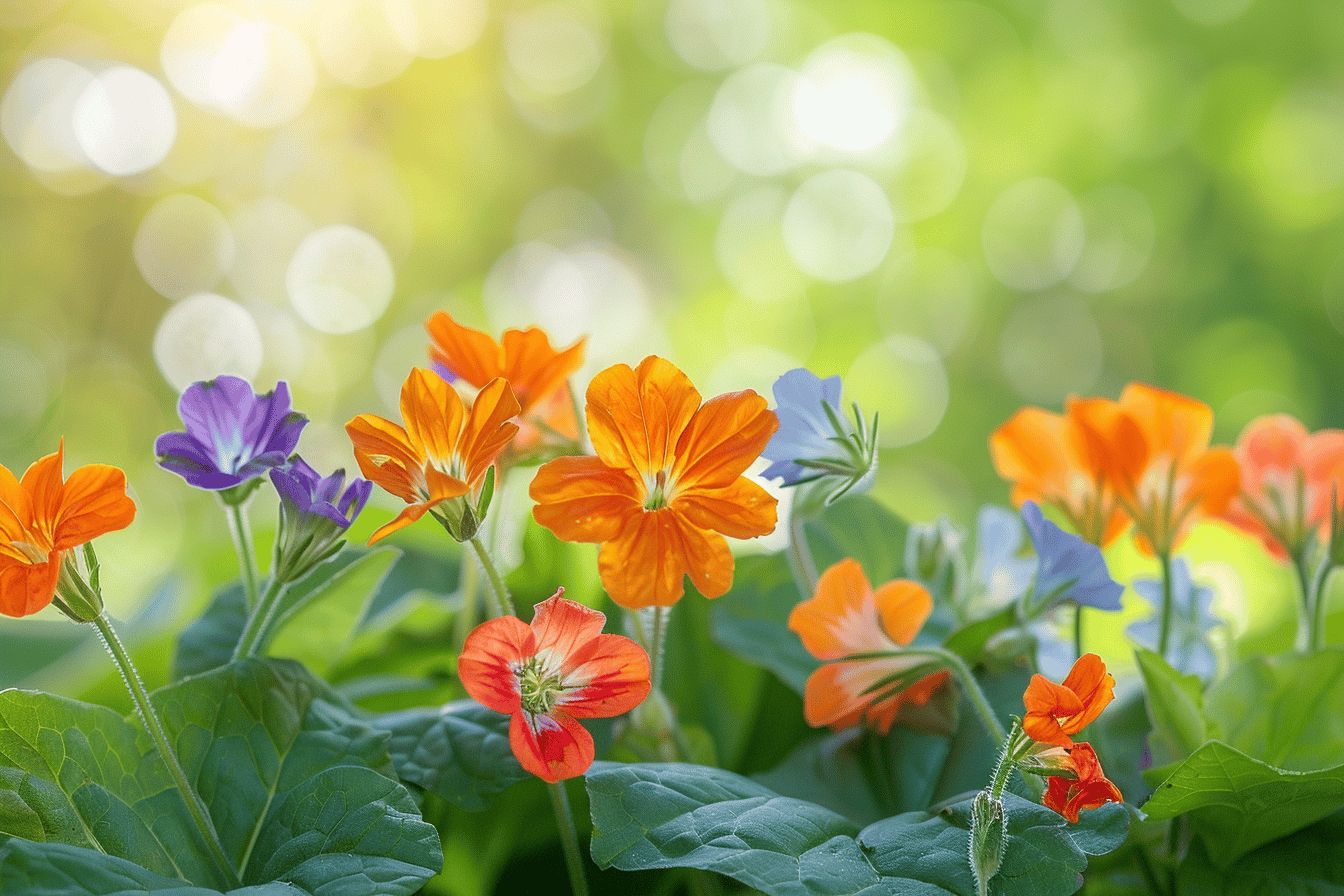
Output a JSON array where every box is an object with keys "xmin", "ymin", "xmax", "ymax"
[
  {"xmin": 271, "ymin": 458, "xmax": 371, "ymax": 532},
  {"xmin": 155, "ymin": 376, "xmax": 307, "ymax": 490},
  {"xmin": 762, "ymin": 369, "xmax": 845, "ymax": 485},
  {"xmin": 1022, "ymin": 501, "xmax": 1123, "ymax": 612}
]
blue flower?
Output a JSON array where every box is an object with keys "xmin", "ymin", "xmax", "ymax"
[
  {"xmin": 270, "ymin": 458, "xmax": 372, "ymax": 582},
  {"xmin": 1128, "ymin": 559, "xmax": 1221, "ymax": 679},
  {"xmin": 1022, "ymin": 501, "xmax": 1123, "ymax": 613},
  {"xmin": 973, "ymin": 505, "xmax": 1035, "ymax": 607},
  {"xmin": 761, "ymin": 368, "xmax": 877, "ymax": 503}
]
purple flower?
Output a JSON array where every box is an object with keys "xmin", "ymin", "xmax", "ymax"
[
  {"xmin": 1022, "ymin": 501, "xmax": 1123, "ymax": 612},
  {"xmin": 155, "ymin": 377, "xmax": 307, "ymax": 490},
  {"xmin": 761, "ymin": 368, "xmax": 877, "ymax": 503},
  {"xmin": 271, "ymin": 458, "xmax": 371, "ymax": 582}
]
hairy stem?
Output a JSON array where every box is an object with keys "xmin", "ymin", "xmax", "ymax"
[
  {"xmin": 223, "ymin": 499, "xmax": 260, "ymax": 612},
  {"xmin": 468, "ymin": 534, "xmax": 516, "ymax": 617}
]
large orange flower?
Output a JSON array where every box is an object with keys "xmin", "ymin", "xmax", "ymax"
[
  {"xmin": 1220, "ymin": 414, "xmax": 1344, "ymax": 560},
  {"xmin": 1022, "ymin": 653, "xmax": 1115, "ymax": 747},
  {"xmin": 346, "ymin": 368, "xmax": 521, "ymax": 543},
  {"xmin": 0, "ymin": 443, "xmax": 136, "ymax": 618},
  {"xmin": 989, "ymin": 404, "xmax": 1126, "ymax": 546},
  {"xmin": 1042, "ymin": 743, "xmax": 1124, "ymax": 823},
  {"xmin": 427, "ymin": 311, "xmax": 585, "ymax": 451},
  {"xmin": 788, "ymin": 558, "xmax": 949, "ymax": 733},
  {"xmin": 529, "ymin": 356, "xmax": 778, "ymax": 608}
]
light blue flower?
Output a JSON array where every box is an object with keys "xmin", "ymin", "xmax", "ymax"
[
  {"xmin": 1022, "ymin": 501, "xmax": 1124, "ymax": 613},
  {"xmin": 1128, "ymin": 558, "xmax": 1221, "ymax": 679},
  {"xmin": 972, "ymin": 505, "xmax": 1035, "ymax": 607},
  {"xmin": 761, "ymin": 368, "xmax": 877, "ymax": 504}
]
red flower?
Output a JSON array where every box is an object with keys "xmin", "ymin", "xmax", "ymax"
[
  {"xmin": 458, "ymin": 591, "xmax": 651, "ymax": 782},
  {"xmin": 1022, "ymin": 653, "xmax": 1115, "ymax": 747},
  {"xmin": 1042, "ymin": 742, "xmax": 1124, "ymax": 823}
]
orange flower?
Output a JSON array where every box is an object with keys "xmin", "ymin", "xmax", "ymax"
[
  {"xmin": 1042, "ymin": 743, "xmax": 1124, "ymax": 823},
  {"xmin": 1023, "ymin": 653, "xmax": 1115, "ymax": 747},
  {"xmin": 458, "ymin": 590, "xmax": 650, "ymax": 782},
  {"xmin": 529, "ymin": 356, "xmax": 778, "ymax": 608},
  {"xmin": 1073, "ymin": 383, "xmax": 1239, "ymax": 554},
  {"xmin": 427, "ymin": 311, "xmax": 585, "ymax": 453},
  {"xmin": 788, "ymin": 558, "xmax": 949, "ymax": 734},
  {"xmin": 989, "ymin": 404, "xmax": 1126, "ymax": 546},
  {"xmin": 346, "ymin": 368, "xmax": 521, "ymax": 543},
  {"xmin": 0, "ymin": 443, "xmax": 136, "ymax": 618},
  {"xmin": 1220, "ymin": 414, "xmax": 1344, "ymax": 560}
]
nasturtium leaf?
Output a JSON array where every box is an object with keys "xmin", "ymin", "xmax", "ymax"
[
  {"xmin": 376, "ymin": 701, "xmax": 528, "ymax": 811},
  {"xmin": 0, "ymin": 659, "xmax": 442, "ymax": 894},
  {"xmin": 1175, "ymin": 811, "xmax": 1344, "ymax": 894},
  {"xmin": 586, "ymin": 762, "xmax": 1126, "ymax": 896},
  {"xmin": 1134, "ymin": 648, "xmax": 1208, "ymax": 766}
]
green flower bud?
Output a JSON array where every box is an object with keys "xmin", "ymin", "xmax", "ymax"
[{"xmin": 968, "ymin": 790, "xmax": 1007, "ymax": 896}]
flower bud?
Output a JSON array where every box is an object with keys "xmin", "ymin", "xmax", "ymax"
[
  {"xmin": 270, "ymin": 459, "xmax": 371, "ymax": 583},
  {"xmin": 905, "ymin": 517, "xmax": 964, "ymax": 599},
  {"xmin": 968, "ymin": 790, "xmax": 1007, "ymax": 896},
  {"xmin": 52, "ymin": 547, "xmax": 105, "ymax": 624}
]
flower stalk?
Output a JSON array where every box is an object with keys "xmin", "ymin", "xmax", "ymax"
[{"xmin": 548, "ymin": 781, "xmax": 592, "ymax": 896}]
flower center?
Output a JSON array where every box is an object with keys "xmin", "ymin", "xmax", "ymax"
[
  {"xmin": 644, "ymin": 470, "xmax": 674, "ymax": 511},
  {"xmin": 517, "ymin": 657, "xmax": 567, "ymax": 715}
]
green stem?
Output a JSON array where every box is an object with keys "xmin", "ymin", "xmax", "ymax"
[
  {"xmin": 548, "ymin": 781, "xmax": 591, "ymax": 896},
  {"xmin": 1310, "ymin": 559, "xmax": 1335, "ymax": 652},
  {"xmin": 223, "ymin": 499, "xmax": 260, "ymax": 612},
  {"xmin": 788, "ymin": 510, "xmax": 818, "ymax": 596},
  {"xmin": 1293, "ymin": 550, "xmax": 1315, "ymax": 652},
  {"xmin": 1073, "ymin": 603, "xmax": 1084, "ymax": 660},
  {"xmin": 91, "ymin": 614, "xmax": 240, "ymax": 888},
  {"xmin": 232, "ymin": 578, "xmax": 288, "ymax": 659},
  {"xmin": 454, "ymin": 548, "xmax": 480, "ymax": 647},
  {"xmin": 913, "ymin": 646, "xmax": 1007, "ymax": 743},
  {"xmin": 987, "ymin": 721, "xmax": 1025, "ymax": 799},
  {"xmin": 649, "ymin": 606, "xmax": 669, "ymax": 694},
  {"xmin": 468, "ymin": 534, "xmax": 516, "ymax": 617},
  {"xmin": 1156, "ymin": 551, "xmax": 1174, "ymax": 660}
]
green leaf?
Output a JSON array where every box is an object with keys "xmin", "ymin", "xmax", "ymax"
[
  {"xmin": 0, "ymin": 659, "xmax": 442, "ymax": 894},
  {"xmin": 803, "ymin": 495, "xmax": 909, "ymax": 582},
  {"xmin": 1135, "ymin": 648, "xmax": 1209, "ymax": 765},
  {"xmin": 376, "ymin": 701, "xmax": 529, "ymax": 811},
  {"xmin": 943, "ymin": 605, "xmax": 1019, "ymax": 664},
  {"xmin": 1175, "ymin": 811, "xmax": 1344, "ymax": 894},
  {"xmin": 586, "ymin": 762, "xmax": 1126, "ymax": 896}
]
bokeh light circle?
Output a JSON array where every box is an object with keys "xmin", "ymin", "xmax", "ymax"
[
  {"xmin": 153, "ymin": 293, "xmax": 263, "ymax": 390},
  {"xmin": 664, "ymin": 0, "xmax": 770, "ymax": 71},
  {"xmin": 716, "ymin": 186, "xmax": 806, "ymax": 303},
  {"xmin": 504, "ymin": 2, "xmax": 606, "ymax": 97},
  {"xmin": 72, "ymin": 65, "xmax": 177, "ymax": 176},
  {"xmin": 708, "ymin": 63, "xmax": 808, "ymax": 176},
  {"xmin": 847, "ymin": 335, "xmax": 949, "ymax": 446},
  {"xmin": 1070, "ymin": 184, "xmax": 1156, "ymax": 293},
  {"xmin": 998, "ymin": 294, "xmax": 1103, "ymax": 402},
  {"xmin": 982, "ymin": 177, "xmax": 1085, "ymax": 291},
  {"xmin": 385, "ymin": 0, "xmax": 489, "ymax": 58},
  {"xmin": 783, "ymin": 169, "xmax": 895, "ymax": 281},
  {"xmin": 1, "ymin": 57, "xmax": 94, "ymax": 173},
  {"xmin": 286, "ymin": 225, "xmax": 395, "ymax": 334},
  {"xmin": 791, "ymin": 33, "xmax": 914, "ymax": 154},
  {"xmin": 134, "ymin": 194, "xmax": 236, "ymax": 300}
]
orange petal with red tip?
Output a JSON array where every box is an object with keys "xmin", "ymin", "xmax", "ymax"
[
  {"xmin": 585, "ymin": 357, "xmax": 700, "ymax": 477},
  {"xmin": 457, "ymin": 378, "xmax": 521, "ymax": 485},
  {"xmin": 560, "ymin": 633, "xmax": 651, "ymax": 719},
  {"xmin": 426, "ymin": 311, "xmax": 503, "ymax": 388},
  {"xmin": 346, "ymin": 414, "xmax": 423, "ymax": 504},
  {"xmin": 53, "ymin": 464, "xmax": 136, "ymax": 551},
  {"xmin": 1043, "ymin": 743, "xmax": 1123, "ymax": 823},
  {"xmin": 671, "ymin": 390, "xmax": 778, "ymax": 490},
  {"xmin": 399, "ymin": 368, "xmax": 467, "ymax": 471},
  {"xmin": 597, "ymin": 512, "xmax": 689, "ymax": 608},
  {"xmin": 530, "ymin": 456, "xmax": 641, "ymax": 543},
  {"xmin": 509, "ymin": 710, "xmax": 595, "ymax": 783},
  {"xmin": 873, "ymin": 580, "xmax": 934, "ymax": 647},
  {"xmin": 458, "ymin": 614, "xmax": 536, "ymax": 715},
  {"xmin": 789, "ymin": 558, "xmax": 885, "ymax": 660},
  {"xmin": 0, "ymin": 554, "xmax": 61, "ymax": 618},
  {"xmin": 675, "ymin": 477, "xmax": 778, "ymax": 540}
]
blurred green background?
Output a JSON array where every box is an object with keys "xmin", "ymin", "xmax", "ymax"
[{"xmin": 0, "ymin": 0, "xmax": 1338, "ymax": 738}]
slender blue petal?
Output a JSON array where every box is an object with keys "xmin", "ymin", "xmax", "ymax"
[
  {"xmin": 1022, "ymin": 501, "xmax": 1123, "ymax": 612},
  {"xmin": 973, "ymin": 505, "xmax": 1035, "ymax": 606}
]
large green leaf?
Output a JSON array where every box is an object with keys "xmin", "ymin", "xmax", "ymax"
[
  {"xmin": 1175, "ymin": 811, "xmax": 1344, "ymax": 894},
  {"xmin": 0, "ymin": 659, "xmax": 442, "ymax": 894},
  {"xmin": 1134, "ymin": 648, "xmax": 1209, "ymax": 766},
  {"xmin": 586, "ymin": 762, "xmax": 1126, "ymax": 896},
  {"xmin": 376, "ymin": 701, "xmax": 528, "ymax": 811}
]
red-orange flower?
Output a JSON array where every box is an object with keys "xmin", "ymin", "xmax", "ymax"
[
  {"xmin": 529, "ymin": 356, "xmax": 779, "ymax": 608},
  {"xmin": 458, "ymin": 590, "xmax": 650, "ymax": 782},
  {"xmin": 788, "ymin": 558, "xmax": 949, "ymax": 734},
  {"xmin": 1022, "ymin": 653, "xmax": 1114, "ymax": 747},
  {"xmin": 0, "ymin": 443, "xmax": 136, "ymax": 618},
  {"xmin": 989, "ymin": 403, "xmax": 1126, "ymax": 546},
  {"xmin": 1042, "ymin": 742, "xmax": 1124, "ymax": 823},
  {"xmin": 346, "ymin": 368, "xmax": 520, "ymax": 543},
  {"xmin": 1220, "ymin": 414, "xmax": 1344, "ymax": 560},
  {"xmin": 1073, "ymin": 383, "xmax": 1239, "ymax": 554},
  {"xmin": 427, "ymin": 311, "xmax": 585, "ymax": 453}
]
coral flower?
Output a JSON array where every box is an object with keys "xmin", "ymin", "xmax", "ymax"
[
  {"xmin": 788, "ymin": 558, "xmax": 949, "ymax": 733},
  {"xmin": 427, "ymin": 311, "xmax": 585, "ymax": 452},
  {"xmin": 346, "ymin": 368, "xmax": 521, "ymax": 543},
  {"xmin": 1220, "ymin": 414, "xmax": 1344, "ymax": 560},
  {"xmin": 1023, "ymin": 653, "xmax": 1115, "ymax": 747},
  {"xmin": 458, "ymin": 590, "xmax": 651, "ymax": 782},
  {"xmin": 0, "ymin": 443, "xmax": 136, "ymax": 618},
  {"xmin": 1042, "ymin": 743, "xmax": 1124, "ymax": 823},
  {"xmin": 1073, "ymin": 383, "xmax": 1239, "ymax": 554},
  {"xmin": 990, "ymin": 403, "xmax": 1126, "ymax": 546},
  {"xmin": 530, "ymin": 356, "xmax": 778, "ymax": 608}
]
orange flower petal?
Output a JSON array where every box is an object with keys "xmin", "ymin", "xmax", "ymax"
[
  {"xmin": 672, "ymin": 513, "xmax": 735, "ymax": 599},
  {"xmin": 989, "ymin": 408, "xmax": 1072, "ymax": 502},
  {"xmin": 530, "ymin": 456, "xmax": 642, "ymax": 543},
  {"xmin": 1237, "ymin": 414, "xmax": 1309, "ymax": 481},
  {"xmin": 597, "ymin": 512, "xmax": 689, "ymax": 608},
  {"xmin": 873, "ymin": 580, "xmax": 934, "ymax": 647},
  {"xmin": 529, "ymin": 591, "xmax": 606, "ymax": 664},
  {"xmin": 500, "ymin": 326, "xmax": 586, "ymax": 415},
  {"xmin": 1043, "ymin": 743, "xmax": 1123, "ymax": 823},
  {"xmin": 346, "ymin": 414, "xmax": 423, "ymax": 503},
  {"xmin": 586, "ymin": 356, "xmax": 700, "ymax": 477},
  {"xmin": 1118, "ymin": 383, "xmax": 1214, "ymax": 470},
  {"xmin": 0, "ymin": 553, "xmax": 60, "ymax": 618},
  {"xmin": 560, "ymin": 633, "xmax": 651, "ymax": 719},
  {"xmin": 802, "ymin": 659, "xmax": 945, "ymax": 734},
  {"xmin": 671, "ymin": 390, "xmax": 778, "ymax": 490},
  {"xmin": 426, "ymin": 311, "xmax": 504, "ymax": 388},
  {"xmin": 788, "ymin": 558, "xmax": 885, "ymax": 660},
  {"xmin": 0, "ymin": 464, "xmax": 32, "ymax": 545},
  {"xmin": 508, "ymin": 709, "xmax": 595, "ymax": 783},
  {"xmin": 458, "ymin": 614, "xmax": 536, "ymax": 715},
  {"xmin": 20, "ymin": 445, "xmax": 66, "ymax": 539},
  {"xmin": 1185, "ymin": 447, "xmax": 1240, "ymax": 517},
  {"xmin": 1068, "ymin": 396, "xmax": 1147, "ymax": 503},
  {"xmin": 53, "ymin": 464, "xmax": 135, "ymax": 551},
  {"xmin": 458, "ymin": 377, "xmax": 522, "ymax": 485},
  {"xmin": 367, "ymin": 502, "xmax": 435, "ymax": 545},
  {"xmin": 400, "ymin": 368, "xmax": 467, "ymax": 472},
  {"xmin": 1023, "ymin": 653, "xmax": 1114, "ymax": 746},
  {"xmin": 675, "ymin": 477, "xmax": 778, "ymax": 540},
  {"xmin": 1060, "ymin": 653, "xmax": 1115, "ymax": 728}
]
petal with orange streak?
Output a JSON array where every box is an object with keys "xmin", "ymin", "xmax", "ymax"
[
  {"xmin": 53, "ymin": 464, "xmax": 136, "ymax": 551},
  {"xmin": 529, "ymin": 592, "xmax": 606, "ymax": 664},
  {"xmin": 400, "ymin": 368, "xmax": 467, "ymax": 471},
  {"xmin": 368, "ymin": 502, "xmax": 436, "ymax": 545},
  {"xmin": 671, "ymin": 512, "xmax": 735, "ymax": 599},
  {"xmin": 426, "ymin": 311, "xmax": 503, "ymax": 389},
  {"xmin": 674, "ymin": 477, "xmax": 777, "ymax": 540},
  {"xmin": 671, "ymin": 390, "xmax": 778, "ymax": 490},
  {"xmin": 531, "ymin": 456, "xmax": 641, "ymax": 543},
  {"xmin": 597, "ymin": 512, "xmax": 687, "ymax": 608},
  {"xmin": 509, "ymin": 710, "xmax": 595, "ymax": 782},
  {"xmin": 989, "ymin": 407, "xmax": 1071, "ymax": 500},
  {"xmin": 458, "ymin": 614, "xmax": 534, "ymax": 714},
  {"xmin": 802, "ymin": 661, "xmax": 875, "ymax": 729},
  {"xmin": 560, "ymin": 633, "xmax": 651, "ymax": 719},
  {"xmin": 1068, "ymin": 396, "xmax": 1147, "ymax": 501},
  {"xmin": 585, "ymin": 357, "xmax": 700, "ymax": 477},
  {"xmin": 787, "ymin": 558, "xmax": 885, "ymax": 660},
  {"xmin": 1059, "ymin": 653, "xmax": 1115, "ymax": 732},
  {"xmin": 873, "ymin": 580, "xmax": 933, "ymax": 647},
  {"xmin": 0, "ymin": 463, "xmax": 31, "ymax": 544},
  {"xmin": 501, "ymin": 327, "xmax": 586, "ymax": 415},
  {"xmin": 458, "ymin": 378, "xmax": 522, "ymax": 485},
  {"xmin": 20, "ymin": 445, "xmax": 66, "ymax": 540},
  {"xmin": 346, "ymin": 414, "xmax": 423, "ymax": 503},
  {"xmin": 0, "ymin": 553, "xmax": 61, "ymax": 618}
]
